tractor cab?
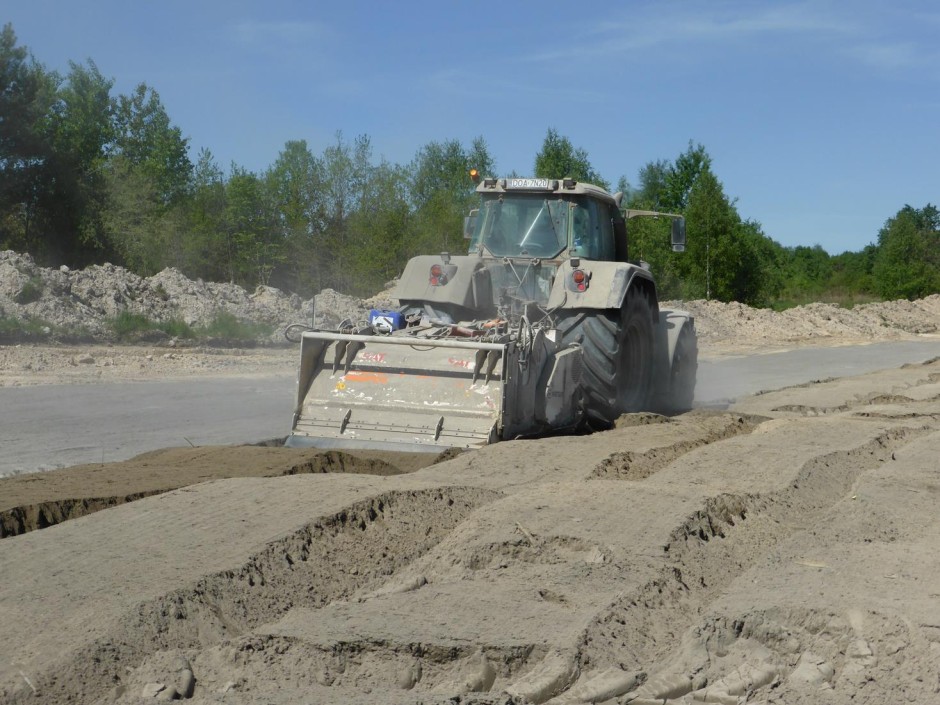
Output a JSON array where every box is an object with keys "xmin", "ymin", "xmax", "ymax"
[{"xmin": 466, "ymin": 177, "xmax": 623, "ymax": 262}]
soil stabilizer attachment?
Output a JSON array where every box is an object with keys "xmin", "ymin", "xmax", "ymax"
[
  {"xmin": 287, "ymin": 332, "xmax": 505, "ymax": 451},
  {"xmin": 286, "ymin": 324, "xmax": 582, "ymax": 452}
]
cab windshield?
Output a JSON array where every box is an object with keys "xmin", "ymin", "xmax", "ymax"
[{"xmin": 470, "ymin": 194, "xmax": 569, "ymax": 258}]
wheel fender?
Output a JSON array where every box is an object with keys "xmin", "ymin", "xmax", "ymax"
[
  {"xmin": 654, "ymin": 308, "xmax": 695, "ymax": 393},
  {"xmin": 536, "ymin": 345, "xmax": 582, "ymax": 428},
  {"xmin": 660, "ymin": 308, "xmax": 694, "ymax": 362},
  {"xmin": 548, "ymin": 260, "xmax": 658, "ymax": 317},
  {"xmin": 394, "ymin": 255, "xmax": 484, "ymax": 309}
]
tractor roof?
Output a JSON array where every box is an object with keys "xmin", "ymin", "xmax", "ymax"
[{"xmin": 475, "ymin": 177, "xmax": 617, "ymax": 205}]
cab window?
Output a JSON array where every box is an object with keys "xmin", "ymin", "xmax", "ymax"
[
  {"xmin": 571, "ymin": 199, "xmax": 615, "ymax": 261},
  {"xmin": 470, "ymin": 194, "xmax": 567, "ymax": 258}
]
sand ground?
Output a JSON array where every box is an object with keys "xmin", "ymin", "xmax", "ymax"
[{"xmin": 1, "ymin": 340, "xmax": 940, "ymax": 704}]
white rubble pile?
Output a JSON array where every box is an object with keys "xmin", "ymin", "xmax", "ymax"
[{"xmin": 0, "ymin": 251, "xmax": 381, "ymax": 343}]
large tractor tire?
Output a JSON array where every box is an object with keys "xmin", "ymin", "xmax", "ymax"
[
  {"xmin": 557, "ymin": 288, "xmax": 654, "ymax": 430},
  {"xmin": 663, "ymin": 322, "xmax": 698, "ymax": 412}
]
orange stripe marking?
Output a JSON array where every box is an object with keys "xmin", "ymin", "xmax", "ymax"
[{"xmin": 345, "ymin": 371, "xmax": 389, "ymax": 384}]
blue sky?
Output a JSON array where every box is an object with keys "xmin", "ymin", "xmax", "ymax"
[{"xmin": 6, "ymin": 1, "xmax": 939, "ymax": 254}]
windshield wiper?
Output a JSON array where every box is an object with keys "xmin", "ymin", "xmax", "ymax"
[
  {"xmin": 520, "ymin": 200, "xmax": 557, "ymax": 249},
  {"xmin": 544, "ymin": 199, "xmax": 559, "ymax": 240}
]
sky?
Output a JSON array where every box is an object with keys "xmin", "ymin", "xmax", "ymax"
[{"xmin": 6, "ymin": 0, "xmax": 939, "ymax": 254}]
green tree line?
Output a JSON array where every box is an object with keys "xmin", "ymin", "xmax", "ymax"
[
  {"xmin": 533, "ymin": 132, "xmax": 938, "ymax": 306},
  {"xmin": 2, "ymin": 24, "xmax": 937, "ymax": 304}
]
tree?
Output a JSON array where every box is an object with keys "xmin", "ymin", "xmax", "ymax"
[
  {"xmin": 348, "ymin": 159, "xmax": 413, "ymax": 294},
  {"xmin": 682, "ymin": 168, "xmax": 776, "ymax": 305},
  {"xmin": 317, "ymin": 132, "xmax": 373, "ymax": 291},
  {"xmin": 632, "ymin": 159, "xmax": 671, "ymax": 209},
  {"xmin": 630, "ymin": 142, "xmax": 710, "ymax": 213},
  {"xmin": 101, "ymin": 154, "xmax": 190, "ymax": 275},
  {"xmin": 44, "ymin": 60, "xmax": 116, "ymax": 264},
  {"xmin": 264, "ymin": 140, "xmax": 324, "ymax": 294},
  {"xmin": 411, "ymin": 137, "xmax": 491, "ymax": 208},
  {"xmin": 625, "ymin": 214, "xmax": 685, "ymax": 298},
  {"xmin": 533, "ymin": 128, "xmax": 608, "ymax": 189},
  {"xmin": 0, "ymin": 24, "xmax": 58, "ymax": 255},
  {"xmin": 829, "ymin": 246, "xmax": 875, "ymax": 297},
  {"xmin": 98, "ymin": 83, "xmax": 194, "ymax": 276},
  {"xmin": 267, "ymin": 140, "xmax": 322, "ymax": 235},
  {"xmin": 625, "ymin": 142, "xmax": 782, "ymax": 305},
  {"xmin": 872, "ymin": 204, "xmax": 940, "ymax": 300},
  {"xmin": 661, "ymin": 141, "xmax": 711, "ymax": 212},
  {"xmin": 102, "ymin": 156, "xmax": 163, "ymax": 272},
  {"xmin": 224, "ymin": 165, "xmax": 280, "ymax": 285},
  {"xmin": 185, "ymin": 148, "xmax": 228, "ymax": 280},
  {"xmin": 614, "ymin": 174, "xmax": 634, "ymax": 203},
  {"xmin": 112, "ymin": 83, "xmax": 191, "ymax": 205},
  {"xmin": 775, "ymin": 244, "xmax": 833, "ymax": 303},
  {"xmin": 409, "ymin": 136, "xmax": 494, "ymax": 257},
  {"xmin": 731, "ymin": 219, "xmax": 782, "ymax": 306}
]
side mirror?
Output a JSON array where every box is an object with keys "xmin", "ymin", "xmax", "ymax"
[
  {"xmin": 464, "ymin": 209, "xmax": 479, "ymax": 240},
  {"xmin": 671, "ymin": 217, "xmax": 686, "ymax": 252}
]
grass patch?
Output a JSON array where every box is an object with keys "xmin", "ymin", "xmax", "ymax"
[
  {"xmin": 109, "ymin": 312, "xmax": 155, "ymax": 338},
  {"xmin": 107, "ymin": 310, "xmax": 270, "ymax": 343},
  {"xmin": 0, "ymin": 314, "xmax": 92, "ymax": 343},
  {"xmin": 0, "ymin": 315, "xmax": 49, "ymax": 341},
  {"xmin": 157, "ymin": 317, "xmax": 194, "ymax": 338},
  {"xmin": 108, "ymin": 311, "xmax": 194, "ymax": 341},
  {"xmin": 195, "ymin": 311, "xmax": 272, "ymax": 341}
]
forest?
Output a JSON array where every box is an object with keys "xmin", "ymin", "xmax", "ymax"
[{"xmin": 2, "ymin": 24, "xmax": 938, "ymax": 306}]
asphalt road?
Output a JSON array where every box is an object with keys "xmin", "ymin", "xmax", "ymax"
[
  {"xmin": 695, "ymin": 339, "xmax": 940, "ymax": 406},
  {"xmin": 1, "ymin": 376, "xmax": 297, "ymax": 476},
  {"xmin": 3, "ymin": 338, "xmax": 940, "ymax": 476}
]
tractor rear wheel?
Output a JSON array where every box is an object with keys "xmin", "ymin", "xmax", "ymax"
[{"xmin": 557, "ymin": 288, "xmax": 654, "ymax": 430}]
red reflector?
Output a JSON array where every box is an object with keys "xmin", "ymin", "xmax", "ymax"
[{"xmin": 429, "ymin": 276, "xmax": 439, "ymax": 286}]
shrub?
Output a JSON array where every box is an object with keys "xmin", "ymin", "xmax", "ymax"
[{"xmin": 13, "ymin": 277, "xmax": 44, "ymax": 305}]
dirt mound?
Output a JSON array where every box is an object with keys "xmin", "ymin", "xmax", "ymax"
[{"xmin": 671, "ymin": 295, "xmax": 940, "ymax": 351}]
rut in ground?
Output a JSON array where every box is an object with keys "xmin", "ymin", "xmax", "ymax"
[
  {"xmin": 0, "ymin": 449, "xmax": 439, "ymax": 538},
  {"xmin": 149, "ymin": 424, "xmax": 928, "ymax": 705},
  {"xmin": 11, "ymin": 418, "xmax": 936, "ymax": 704},
  {"xmin": 568, "ymin": 424, "xmax": 933, "ymax": 704},
  {"xmin": 12, "ymin": 486, "xmax": 500, "ymax": 705},
  {"xmin": 593, "ymin": 413, "xmax": 766, "ymax": 481}
]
